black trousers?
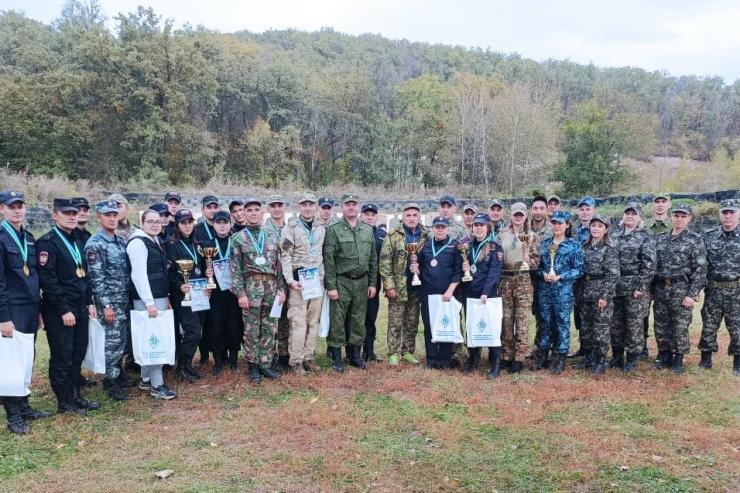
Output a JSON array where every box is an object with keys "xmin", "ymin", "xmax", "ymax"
[
  {"xmin": 207, "ymin": 289, "xmax": 243, "ymax": 354},
  {"xmin": 171, "ymin": 294, "xmax": 205, "ymax": 362},
  {"xmin": 420, "ymin": 294, "xmax": 452, "ymax": 368},
  {"xmin": 364, "ymin": 293, "xmax": 380, "ymax": 348},
  {"xmin": 43, "ymin": 306, "xmax": 88, "ymax": 401}
]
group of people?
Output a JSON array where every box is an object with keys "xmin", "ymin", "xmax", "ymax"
[{"xmin": 0, "ymin": 188, "xmax": 737, "ymax": 435}]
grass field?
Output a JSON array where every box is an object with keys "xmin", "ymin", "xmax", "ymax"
[{"xmin": 1, "ymin": 300, "xmax": 738, "ymax": 493}]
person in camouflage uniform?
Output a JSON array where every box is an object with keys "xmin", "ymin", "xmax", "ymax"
[
  {"xmin": 264, "ymin": 194, "xmax": 291, "ymax": 369},
  {"xmin": 379, "ymin": 203, "xmax": 427, "ymax": 366},
  {"xmin": 85, "ymin": 200, "xmax": 131, "ymax": 400},
  {"xmin": 438, "ymin": 195, "xmax": 467, "ymax": 241},
  {"xmin": 323, "ymin": 194, "xmax": 378, "ymax": 372},
  {"xmin": 497, "ymin": 202, "xmax": 541, "ymax": 373},
  {"xmin": 576, "ymin": 215, "xmax": 620, "ymax": 374},
  {"xmin": 488, "ymin": 199, "xmax": 507, "ymax": 240},
  {"xmin": 654, "ymin": 203, "xmax": 707, "ymax": 374},
  {"xmin": 610, "ymin": 202, "xmax": 656, "ymax": 372},
  {"xmin": 698, "ymin": 200, "xmax": 740, "ymax": 376},
  {"xmin": 230, "ymin": 198, "xmax": 286, "ymax": 384},
  {"xmin": 528, "ymin": 196, "xmax": 552, "ymax": 359}
]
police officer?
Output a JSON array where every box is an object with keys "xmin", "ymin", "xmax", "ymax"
[
  {"xmin": 38, "ymin": 198, "xmax": 99, "ymax": 414},
  {"xmin": 149, "ymin": 203, "xmax": 175, "ymax": 242},
  {"xmin": 229, "ymin": 199, "xmax": 248, "ymax": 232},
  {"xmin": 165, "ymin": 191, "xmax": 182, "ymax": 218},
  {"xmin": 85, "ymin": 199, "xmax": 131, "ymax": 400},
  {"xmin": 280, "ymin": 193, "xmax": 326, "ymax": 375},
  {"xmin": 323, "ymin": 194, "xmax": 379, "ymax": 372},
  {"xmin": 194, "ymin": 195, "xmax": 221, "ymax": 245},
  {"xmin": 438, "ymin": 195, "xmax": 467, "ymax": 241},
  {"xmin": 361, "ymin": 202, "xmax": 387, "ymax": 362},
  {"xmin": 231, "ymin": 198, "xmax": 286, "ymax": 383},
  {"xmin": 379, "ymin": 203, "xmax": 427, "ymax": 366},
  {"xmin": 0, "ymin": 190, "xmax": 52, "ymax": 433},
  {"xmin": 72, "ymin": 197, "xmax": 93, "ymax": 245},
  {"xmin": 265, "ymin": 194, "xmax": 290, "ymax": 369},
  {"xmin": 653, "ymin": 203, "xmax": 707, "ymax": 374},
  {"xmin": 698, "ymin": 200, "xmax": 739, "ymax": 375}
]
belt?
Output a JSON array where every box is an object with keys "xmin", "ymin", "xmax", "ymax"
[
  {"xmin": 708, "ymin": 279, "xmax": 740, "ymax": 289},
  {"xmin": 659, "ymin": 275, "xmax": 687, "ymax": 286},
  {"xmin": 584, "ymin": 273, "xmax": 606, "ymax": 281},
  {"xmin": 502, "ymin": 270, "xmax": 529, "ymax": 277},
  {"xmin": 621, "ymin": 269, "xmax": 639, "ymax": 276},
  {"xmin": 252, "ymin": 273, "xmax": 276, "ymax": 281},
  {"xmin": 340, "ymin": 272, "xmax": 367, "ymax": 280}
]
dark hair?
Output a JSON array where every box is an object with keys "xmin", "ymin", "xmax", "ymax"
[
  {"xmin": 173, "ymin": 219, "xmax": 195, "ymax": 241},
  {"xmin": 584, "ymin": 223, "xmax": 610, "ymax": 249},
  {"xmin": 531, "ymin": 195, "xmax": 547, "ymax": 206}
]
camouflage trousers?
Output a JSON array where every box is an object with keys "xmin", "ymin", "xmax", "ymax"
[
  {"xmin": 653, "ymin": 282, "xmax": 693, "ymax": 355},
  {"xmin": 328, "ymin": 275, "xmax": 368, "ymax": 348},
  {"xmin": 500, "ymin": 274, "xmax": 533, "ymax": 362},
  {"xmin": 611, "ymin": 295, "xmax": 648, "ymax": 355},
  {"xmin": 537, "ymin": 284, "xmax": 574, "ymax": 355},
  {"xmin": 386, "ymin": 290, "xmax": 421, "ymax": 356},
  {"xmin": 96, "ymin": 301, "xmax": 128, "ymax": 381},
  {"xmin": 578, "ymin": 299, "xmax": 613, "ymax": 356},
  {"xmin": 700, "ymin": 287, "xmax": 740, "ymax": 355},
  {"xmin": 242, "ymin": 278, "xmax": 279, "ymax": 369}
]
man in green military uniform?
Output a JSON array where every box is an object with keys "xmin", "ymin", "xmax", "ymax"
[
  {"xmin": 643, "ymin": 192, "xmax": 673, "ymax": 359},
  {"xmin": 323, "ymin": 194, "xmax": 378, "ymax": 372},
  {"xmin": 264, "ymin": 194, "xmax": 290, "ymax": 369},
  {"xmin": 438, "ymin": 195, "xmax": 467, "ymax": 241}
]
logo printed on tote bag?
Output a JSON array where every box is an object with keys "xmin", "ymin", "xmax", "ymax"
[
  {"xmin": 476, "ymin": 319, "xmax": 487, "ymax": 333},
  {"xmin": 441, "ymin": 315, "xmax": 450, "ymax": 328},
  {"xmin": 148, "ymin": 334, "xmax": 160, "ymax": 349}
]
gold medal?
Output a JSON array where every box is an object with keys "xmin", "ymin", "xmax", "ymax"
[
  {"xmin": 23, "ymin": 263, "xmax": 30, "ymax": 276},
  {"xmin": 76, "ymin": 267, "xmax": 86, "ymax": 278}
]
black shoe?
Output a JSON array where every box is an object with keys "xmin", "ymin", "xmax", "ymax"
[
  {"xmin": 347, "ymin": 345, "xmax": 367, "ymax": 369},
  {"xmin": 487, "ymin": 348, "xmax": 502, "ymax": 379},
  {"xmin": 72, "ymin": 386, "xmax": 100, "ymax": 411},
  {"xmin": 573, "ymin": 350, "xmax": 594, "ymax": 370},
  {"xmin": 698, "ymin": 351, "xmax": 712, "ymax": 369},
  {"xmin": 4, "ymin": 399, "xmax": 30, "ymax": 434},
  {"xmin": 639, "ymin": 341, "xmax": 649, "ymax": 360},
  {"xmin": 184, "ymin": 362, "xmax": 202, "ymax": 380},
  {"xmin": 212, "ymin": 352, "xmax": 225, "ymax": 375},
  {"xmin": 672, "ymin": 353, "xmax": 684, "ymax": 374},
  {"xmin": 259, "ymin": 366, "xmax": 282, "ymax": 380},
  {"xmin": 531, "ymin": 349, "xmax": 546, "ymax": 371},
  {"xmin": 103, "ymin": 379, "xmax": 130, "ymax": 401},
  {"xmin": 609, "ymin": 346, "xmax": 624, "ymax": 369},
  {"xmin": 18, "ymin": 396, "xmax": 52, "ymax": 420},
  {"xmin": 541, "ymin": 349, "xmax": 551, "ymax": 369},
  {"xmin": 591, "ymin": 354, "xmax": 607, "ymax": 375},
  {"xmin": 500, "ymin": 359, "xmax": 512, "ymax": 370},
  {"xmin": 115, "ymin": 371, "xmax": 135, "ymax": 388},
  {"xmin": 733, "ymin": 355, "xmax": 740, "ymax": 376},
  {"xmin": 549, "ymin": 353, "xmax": 566, "ymax": 375},
  {"xmin": 177, "ymin": 364, "xmax": 198, "ymax": 383},
  {"xmin": 623, "ymin": 353, "xmax": 638, "ymax": 373},
  {"xmin": 508, "ymin": 360, "xmax": 523, "ymax": 374},
  {"xmin": 248, "ymin": 363, "xmax": 262, "ymax": 384},
  {"xmin": 277, "ymin": 354, "xmax": 290, "ymax": 369},
  {"xmin": 464, "ymin": 348, "xmax": 481, "ymax": 374},
  {"xmin": 329, "ymin": 347, "xmax": 344, "ymax": 373},
  {"xmin": 57, "ymin": 401, "xmax": 86, "ymax": 416},
  {"xmin": 198, "ymin": 353, "xmax": 210, "ymax": 367},
  {"xmin": 655, "ymin": 350, "xmax": 669, "ymax": 369},
  {"xmin": 362, "ymin": 345, "xmax": 384, "ymax": 362}
]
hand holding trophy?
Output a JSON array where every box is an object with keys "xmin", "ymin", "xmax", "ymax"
[
  {"xmin": 547, "ymin": 243, "xmax": 559, "ymax": 280},
  {"xmin": 405, "ymin": 242, "xmax": 422, "ymax": 286},
  {"xmin": 176, "ymin": 259, "xmax": 194, "ymax": 307},
  {"xmin": 458, "ymin": 242, "xmax": 473, "ymax": 282},
  {"xmin": 198, "ymin": 245, "xmax": 218, "ymax": 289}
]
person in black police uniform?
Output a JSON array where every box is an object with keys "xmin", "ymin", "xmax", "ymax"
[
  {"xmin": 165, "ymin": 191, "xmax": 182, "ymax": 218},
  {"xmin": 71, "ymin": 197, "xmax": 93, "ymax": 245},
  {"xmin": 0, "ymin": 191, "xmax": 53, "ymax": 434},
  {"xmin": 360, "ymin": 202, "xmax": 387, "ymax": 362},
  {"xmin": 149, "ymin": 203, "xmax": 176, "ymax": 242},
  {"xmin": 37, "ymin": 198, "xmax": 100, "ymax": 415},
  {"xmin": 194, "ymin": 195, "xmax": 221, "ymax": 244},
  {"xmin": 166, "ymin": 209, "xmax": 210, "ymax": 382},
  {"xmin": 412, "ymin": 216, "xmax": 462, "ymax": 369}
]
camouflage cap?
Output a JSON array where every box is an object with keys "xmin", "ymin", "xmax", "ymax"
[
  {"xmin": 551, "ymin": 210, "xmax": 570, "ymax": 223},
  {"xmin": 243, "ymin": 198, "xmax": 262, "ymax": 207},
  {"xmin": 95, "ymin": 199, "xmax": 118, "ymax": 214},
  {"xmin": 547, "ymin": 195, "xmax": 561, "ymax": 204},
  {"xmin": 590, "ymin": 214, "xmax": 610, "ymax": 227},
  {"xmin": 463, "ymin": 203, "xmax": 478, "ymax": 213},
  {"xmin": 403, "ymin": 202, "xmax": 420, "ymax": 212},
  {"xmin": 266, "ymin": 194, "xmax": 285, "ymax": 205},
  {"xmin": 341, "ymin": 194, "xmax": 359, "ymax": 204},
  {"xmin": 108, "ymin": 193, "xmax": 129, "ymax": 205},
  {"xmin": 672, "ymin": 203, "xmax": 693, "ymax": 215},
  {"xmin": 510, "ymin": 202, "xmax": 528, "ymax": 216},
  {"xmin": 489, "ymin": 199, "xmax": 503, "ymax": 208},
  {"xmin": 577, "ymin": 196, "xmax": 595, "ymax": 207},
  {"xmin": 653, "ymin": 192, "xmax": 671, "ymax": 202},
  {"xmin": 719, "ymin": 199, "xmax": 738, "ymax": 212},
  {"xmin": 624, "ymin": 201, "xmax": 643, "ymax": 215},
  {"xmin": 298, "ymin": 193, "xmax": 317, "ymax": 204}
]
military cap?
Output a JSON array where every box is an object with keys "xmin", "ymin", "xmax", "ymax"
[
  {"xmin": 318, "ymin": 197, "xmax": 334, "ymax": 208},
  {"xmin": 71, "ymin": 197, "xmax": 90, "ymax": 209},
  {"xmin": 213, "ymin": 210, "xmax": 231, "ymax": 222},
  {"xmin": 672, "ymin": 203, "xmax": 693, "ymax": 215},
  {"xmin": 243, "ymin": 198, "xmax": 262, "ymax": 207},
  {"xmin": 298, "ymin": 193, "xmax": 318, "ymax": 204},
  {"xmin": 403, "ymin": 202, "xmax": 420, "ymax": 212},
  {"xmin": 577, "ymin": 196, "xmax": 595, "ymax": 208},
  {"xmin": 149, "ymin": 203, "xmax": 170, "ymax": 216},
  {"xmin": 547, "ymin": 195, "xmax": 561, "ymax": 204},
  {"xmin": 95, "ymin": 199, "xmax": 118, "ymax": 214},
  {"xmin": 463, "ymin": 203, "xmax": 478, "ymax": 213},
  {"xmin": 590, "ymin": 214, "xmax": 610, "ymax": 227},
  {"xmin": 228, "ymin": 199, "xmax": 244, "ymax": 210},
  {"xmin": 174, "ymin": 209, "xmax": 195, "ymax": 224},
  {"xmin": 623, "ymin": 202, "xmax": 643, "ymax": 215},
  {"xmin": 653, "ymin": 192, "xmax": 671, "ymax": 202},
  {"xmin": 432, "ymin": 216, "xmax": 449, "ymax": 227},
  {"xmin": 164, "ymin": 191, "xmax": 182, "ymax": 203},
  {"xmin": 201, "ymin": 195, "xmax": 219, "ymax": 206},
  {"xmin": 0, "ymin": 190, "xmax": 24, "ymax": 205},
  {"xmin": 551, "ymin": 210, "xmax": 569, "ymax": 223},
  {"xmin": 53, "ymin": 198, "xmax": 79, "ymax": 212},
  {"xmin": 266, "ymin": 194, "xmax": 285, "ymax": 205},
  {"xmin": 439, "ymin": 194, "xmax": 456, "ymax": 206},
  {"xmin": 489, "ymin": 199, "xmax": 503, "ymax": 209},
  {"xmin": 341, "ymin": 194, "xmax": 359, "ymax": 204},
  {"xmin": 108, "ymin": 193, "xmax": 128, "ymax": 205},
  {"xmin": 472, "ymin": 213, "xmax": 490, "ymax": 225},
  {"xmin": 510, "ymin": 202, "xmax": 528, "ymax": 216},
  {"xmin": 719, "ymin": 199, "xmax": 738, "ymax": 212},
  {"xmin": 361, "ymin": 203, "xmax": 379, "ymax": 213}
]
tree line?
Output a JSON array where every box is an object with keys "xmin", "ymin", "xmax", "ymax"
[{"xmin": 0, "ymin": 1, "xmax": 738, "ymax": 196}]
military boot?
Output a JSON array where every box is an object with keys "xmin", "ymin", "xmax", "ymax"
[
  {"xmin": 487, "ymin": 347, "xmax": 502, "ymax": 379},
  {"xmin": 259, "ymin": 365, "xmax": 282, "ymax": 380},
  {"xmin": 18, "ymin": 396, "xmax": 52, "ymax": 420},
  {"xmin": 176, "ymin": 362, "xmax": 198, "ymax": 383},
  {"xmin": 654, "ymin": 350, "xmax": 669, "ymax": 369},
  {"xmin": 672, "ymin": 353, "xmax": 684, "ymax": 374},
  {"xmin": 698, "ymin": 351, "xmax": 712, "ymax": 369},
  {"xmin": 103, "ymin": 378, "xmax": 130, "ymax": 401},
  {"xmin": 227, "ymin": 350, "xmax": 238, "ymax": 370},
  {"xmin": 277, "ymin": 354, "xmax": 290, "ymax": 369},
  {"xmin": 184, "ymin": 361, "xmax": 202, "ymax": 380},
  {"xmin": 733, "ymin": 355, "xmax": 740, "ymax": 376},
  {"xmin": 591, "ymin": 353, "xmax": 607, "ymax": 375},
  {"xmin": 463, "ymin": 348, "xmax": 481, "ymax": 374},
  {"xmin": 212, "ymin": 352, "xmax": 225, "ymax": 375},
  {"xmin": 115, "ymin": 370, "xmax": 135, "ymax": 388},
  {"xmin": 329, "ymin": 347, "xmax": 344, "ymax": 373},
  {"xmin": 549, "ymin": 352, "xmax": 566, "ymax": 375},
  {"xmin": 508, "ymin": 360, "xmax": 523, "ymax": 374},
  {"xmin": 541, "ymin": 349, "xmax": 551, "ymax": 369},
  {"xmin": 72, "ymin": 385, "xmax": 100, "ymax": 410},
  {"xmin": 4, "ymin": 398, "xmax": 30, "ymax": 435},
  {"xmin": 347, "ymin": 345, "xmax": 367, "ymax": 369},
  {"xmin": 247, "ymin": 363, "xmax": 262, "ymax": 384},
  {"xmin": 57, "ymin": 389, "xmax": 85, "ymax": 416},
  {"xmin": 531, "ymin": 348, "xmax": 547, "ymax": 371},
  {"xmin": 623, "ymin": 352, "xmax": 638, "ymax": 373},
  {"xmin": 573, "ymin": 350, "xmax": 594, "ymax": 370},
  {"xmin": 608, "ymin": 346, "xmax": 624, "ymax": 369},
  {"xmin": 500, "ymin": 359, "xmax": 512, "ymax": 371}
]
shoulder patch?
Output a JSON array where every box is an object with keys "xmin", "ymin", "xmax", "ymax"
[
  {"xmin": 39, "ymin": 251, "xmax": 49, "ymax": 266},
  {"xmin": 86, "ymin": 249, "xmax": 98, "ymax": 264}
]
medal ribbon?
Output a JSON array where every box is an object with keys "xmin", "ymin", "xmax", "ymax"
[
  {"xmin": 53, "ymin": 226, "xmax": 82, "ymax": 267},
  {"xmin": 216, "ymin": 236, "xmax": 232, "ymax": 260},
  {"xmin": 300, "ymin": 219, "xmax": 317, "ymax": 249},
  {"xmin": 2, "ymin": 220, "xmax": 28, "ymax": 266},
  {"xmin": 180, "ymin": 240, "xmax": 199, "ymax": 264},
  {"xmin": 245, "ymin": 228, "xmax": 265, "ymax": 257},
  {"xmin": 471, "ymin": 238, "xmax": 490, "ymax": 264},
  {"xmin": 430, "ymin": 237, "xmax": 452, "ymax": 260}
]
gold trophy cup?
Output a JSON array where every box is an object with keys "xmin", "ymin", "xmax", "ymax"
[
  {"xmin": 458, "ymin": 243, "xmax": 473, "ymax": 282},
  {"xmin": 518, "ymin": 232, "xmax": 530, "ymax": 271},
  {"xmin": 405, "ymin": 242, "xmax": 422, "ymax": 286},
  {"xmin": 548, "ymin": 243, "xmax": 559, "ymax": 277},
  {"xmin": 176, "ymin": 259, "xmax": 195, "ymax": 307},
  {"xmin": 198, "ymin": 246, "xmax": 218, "ymax": 289}
]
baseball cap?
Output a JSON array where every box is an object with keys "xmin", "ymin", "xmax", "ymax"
[
  {"xmin": 510, "ymin": 202, "xmax": 528, "ymax": 216},
  {"xmin": 165, "ymin": 191, "xmax": 182, "ymax": 203},
  {"xmin": 266, "ymin": 194, "xmax": 285, "ymax": 205},
  {"xmin": 719, "ymin": 199, "xmax": 738, "ymax": 213},
  {"xmin": 95, "ymin": 200, "xmax": 118, "ymax": 214},
  {"xmin": 228, "ymin": 199, "xmax": 244, "ymax": 210},
  {"xmin": 624, "ymin": 202, "xmax": 643, "ymax": 215},
  {"xmin": 318, "ymin": 197, "xmax": 333, "ymax": 208},
  {"xmin": 590, "ymin": 214, "xmax": 610, "ymax": 227},
  {"xmin": 432, "ymin": 216, "xmax": 449, "ymax": 227},
  {"xmin": 439, "ymin": 194, "xmax": 456, "ymax": 206},
  {"xmin": 201, "ymin": 195, "xmax": 219, "ymax": 206},
  {"xmin": 489, "ymin": 199, "xmax": 503, "ymax": 209},
  {"xmin": 672, "ymin": 203, "xmax": 693, "ymax": 215},
  {"xmin": 213, "ymin": 210, "xmax": 231, "ymax": 222},
  {"xmin": 551, "ymin": 211, "xmax": 569, "ymax": 223},
  {"xmin": 578, "ymin": 196, "xmax": 595, "ymax": 207},
  {"xmin": 174, "ymin": 209, "xmax": 195, "ymax": 224},
  {"xmin": 341, "ymin": 194, "xmax": 359, "ymax": 204},
  {"xmin": 108, "ymin": 193, "xmax": 129, "ymax": 205},
  {"xmin": 149, "ymin": 203, "xmax": 170, "ymax": 216},
  {"xmin": 298, "ymin": 193, "xmax": 317, "ymax": 204},
  {"xmin": 654, "ymin": 192, "xmax": 671, "ymax": 202},
  {"xmin": 463, "ymin": 203, "xmax": 478, "ymax": 213},
  {"xmin": 71, "ymin": 197, "xmax": 90, "ymax": 209},
  {"xmin": 0, "ymin": 190, "xmax": 24, "ymax": 205},
  {"xmin": 403, "ymin": 202, "xmax": 420, "ymax": 212},
  {"xmin": 361, "ymin": 203, "xmax": 379, "ymax": 213},
  {"xmin": 472, "ymin": 213, "xmax": 490, "ymax": 225},
  {"xmin": 547, "ymin": 195, "xmax": 561, "ymax": 204},
  {"xmin": 243, "ymin": 198, "xmax": 262, "ymax": 207}
]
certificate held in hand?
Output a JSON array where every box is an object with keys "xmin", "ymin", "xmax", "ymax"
[{"xmin": 298, "ymin": 267, "xmax": 322, "ymax": 300}]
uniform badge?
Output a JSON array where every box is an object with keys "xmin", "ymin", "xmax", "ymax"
[
  {"xmin": 39, "ymin": 251, "xmax": 49, "ymax": 266},
  {"xmin": 86, "ymin": 249, "xmax": 98, "ymax": 264}
]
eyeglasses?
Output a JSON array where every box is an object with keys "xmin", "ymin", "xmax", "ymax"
[{"xmin": 143, "ymin": 220, "xmax": 163, "ymax": 225}]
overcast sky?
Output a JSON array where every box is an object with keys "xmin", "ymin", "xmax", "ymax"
[{"xmin": 3, "ymin": 0, "xmax": 739, "ymax": 81}]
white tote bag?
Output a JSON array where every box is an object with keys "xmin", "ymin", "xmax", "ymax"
[
  {"xmin": 428, "ymin": 294, "xmax": 464, "ymax": 343},
  {"xmin": 82, "ymin": 317, "xmax": 107, "ymax": 374},
  {"xmin": 130, "ymin": 309, "xmax": 176, "ymax": 366},
  {"xmin": 0, "ymin": 331, "xmax": 34, "ymax": 396},
  {"xmin": 319, "ymin": 292, "xmax": 330, "ymax": 338},
  {"xmin": 465, "ymin": 297, "xmax": 503, "ymax": 347}
]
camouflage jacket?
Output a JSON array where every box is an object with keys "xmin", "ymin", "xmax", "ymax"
[
  {"xmin": 264, "ymin": 218, "xmax": 286, "ymax": 237},
  {"xmin": 496, "ymin": 228, "xmax": 541, "ymax": 272},
  {"xmin": 528, "ymin": 218, "xmax": 553, "ymax": 242},
  {"xmin": 646, "ymin": 217, "xmax": 672, "ymax": 236},
  {"xmin": 611, "ymin": 226, "xmax": 656, "ymax": 297},
  {"xmin": 280, "ymin": 217, "xmax": 326, "ymax": 284},
  {"xmin": 379, "ymin": 223, "xmax": 427, "ymax": 301},
  {"xmin": 702, "ymin": 226, "xmax": 739, "ymax": 282},
  {"xmin": 447, "ymin": 221, "xmax": 469, "ymax": 242},
  {"xmin": 84, "ymin": 229, "xmax": 130, "ymax": 306},
  {"xmin": 323, "ymin": 218, "xmax": 378, "ymax": 292},
  {"xmin": 581, "ymin": 241, "xmax": 620, "ymax": 301},
  {"xmin": 655, "ymin": 229, "xmax": 707, "ymax": 298},
  {"xmin": 229, "ymin": 225, "xmax": 286, "ymax": 298},
  {"xmin": 536, "ymin": 237, "xmax": 584, "ymax": 286}
]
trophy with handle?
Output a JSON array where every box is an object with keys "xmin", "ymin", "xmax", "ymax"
[
  {"xmin": 405, "ymin": 242, "xmax": 422, "ymax": 286},
  {"xmin": 176, "ymin": 259, "xmax": 194, "ymax": 307},
  {"xmin": 198, "ymin": 246, "xmax": 218, "ymax": 289},
  {"xmin": 458, "ymin": 242, "xmax": 473, "ymax": 282},
  {"xmin": 518, "ymin": 232, "xmax": 530, "ymax": 271},
  {"xmin": 548, "ymin": 243, "xmax": 559, "ymax": 278}
]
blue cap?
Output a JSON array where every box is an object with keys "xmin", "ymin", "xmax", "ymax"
[
  {"xmin": 318, "ymin": 197, "xmax": 333, "ymax": 208},
  {"xmin": 577, "ymin": 196, "xmax": 595, "ymax": 207},
  {"xmin": 95, "ymin": 200, "xmax": 118, "ymax": 214},
  {"xmin": 361, "ymin": 203, "xmax": 379, "ymax": 213},
  {"xmin": 432, "ymin": 216, "xmax": 449, "ymax": 226},
  {"xmin": 71, "ymin": 197, "xmax": 90, "ymax": 209},
  {"xmin": 551, "ymin": 211, "xmax": 570, "ymax": 223},
  {"xmin": 149, "ymin": 203, "xmax": 170, "ymax": 216},
  {"xmin": 439, "ymin": 194, "xmax": 456, "ymax": 206},
  {"xmin": 0, "ymin": 190, "xmax": 24, "ymax": 205},
  {"xmin": 174, "ymin": 209, "xmax": 195, "ymax": 224},
  {"xmin": 472, "ymin": 213, "xmax": 490, "ymax": 225},
  {"xmin": 165, "ymin": 191, "xmax": 182, "ymax": 203},
  {"xmin": 53, "ymin": 198, "xmax": 79, "ymax": 212},
  {"xmin": 213, "ymin": 210, "xmax": 231, "ymax": 222}
]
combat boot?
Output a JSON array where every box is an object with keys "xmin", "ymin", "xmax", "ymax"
[
  {"xmin": 487, "ymin": 347, "xmax": 502, "ymax": 379},
  {"xmin": 176, "ymin": 362, "xmax": 198, "ymax": 383},
  {"xmin": 698, "ymin": 351, "xmax": 712, "ymax": 369},
  {"xmin": 531, "ymin": 348, "xmax": 546, "ymax": 371},
  {"xmin": 500, "ymin": 359, "xmax": 512, "ymax": 371},
  {"xmin": 227, "ymin": 350, "xmax": 238, "ymax": 370},
  {"xmin": 347, "ymin": 345, "xmax": 367, "ymax": 369},
  {"xmin": 573, "ymin": 350, "xmax": 594, "ymax": 370},
  {"xmin": 259, "ymin": 365, "xmax": 282, "ymax": 380},
  {"xmin": 212, "ymin": 352, "xmax": 225, "ymax": 375},
  {"xmin": 463, "ymin": 348, "xmax": 481, "ymax": 374},
  {"xmin": 608, "ymin": 346, "xmax": 624, "ymax": 369},
  {"xmin": 733, "ymin": 355, "xmax": 740, "ymax": 376},
  {"xmin": 672, "ymin": 353, "xmax": 684, "ymax": 374},
  {"xmin": 654, "ymin": 350, "xmax": 669, "ymax": 369},
  {"xmin": 18, "ymin": 396, "xmax": 52, "ymax": 420},
  {"xmin": 623, "ymin": 352, "xmax": 638, "ymax": 373},
  {"xmin": 72, "ymin": 385, "xmax": 100, "ymax": 410},
  {"xmin": 57, "ymin": 389, "xmax": 85, "ymax": 416},
  {"xmin": 541, "ymin": 349, "xmax": 551, "ymax": 369},
  {"xmin": 549, "ymin": 353, "xmax": 566, "ymax": 375},
  {"xmin": 116, "ymin": 370, "xmax": 135, "ymax": 388},
  {"xmin": 591, "ymin": 353, "xmax": 606, "ymax": 375},
  {"xmin": 329, "ymin": 347, "xmax": 344, "ymax": 373},
  {"xmin": 248, "ymin": 363, "xmax": 262, "ymax": 384},
  {"xmin": 184, "ymin": 361, "xmax": 202, "ymax": 380},
  {"xmin": 103, "ymin": 378, "xmax": 129, "ymax": 401},
  {"xmin": 277, "ymin": 354, "xmax": 290, "ymax": 369},
  {"xmin": 4, "ymin": 398, "xmax": 30, "ymax": 435}
]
